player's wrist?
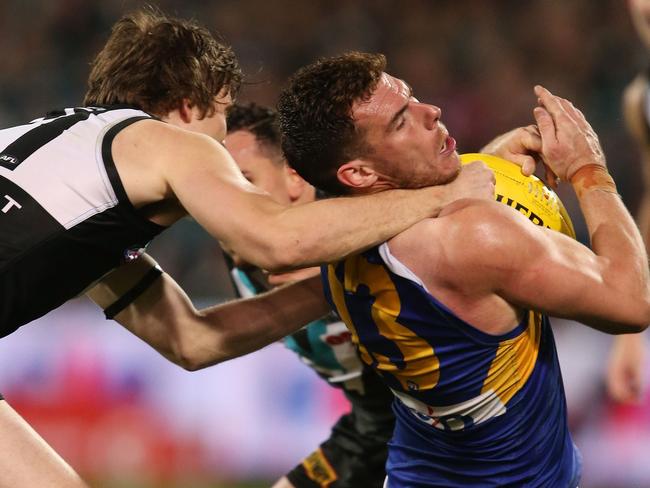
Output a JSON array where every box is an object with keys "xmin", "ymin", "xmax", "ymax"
[
  {"xmin": 569, "ymin": 163, "xmax": 617, "ymax": 199},
  {"xmin": 424, "ymin": 184, "xmax": 447, "ymax": 217}
]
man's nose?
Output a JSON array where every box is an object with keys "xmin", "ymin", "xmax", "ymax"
[{"xmin": 421, "ymin": 104, "xmax": 441, "ymax": 130}]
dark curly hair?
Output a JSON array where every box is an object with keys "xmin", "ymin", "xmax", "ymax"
[
  {"xmin": 227, "ymin": 102, "xmax": 281, "ymax": 155},
  {"xmin": 227, "ymin": 102, "xmax": 283, "ymax": 163},
  {"xmin": 278, "ymin": 52, "xmax": 386, "ymax": 195},
  {"xmin": 84, "ymin": 7, "xmax": 242, "ymax": 118}
]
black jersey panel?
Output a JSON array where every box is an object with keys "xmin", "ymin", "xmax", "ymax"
[
  {"xmin": 0, "ymin": 175, "xmax": 63, "ymax": 266},
  {"xmin": 0, "ymin": 202, "xmax": 164, "ymax": 337}
]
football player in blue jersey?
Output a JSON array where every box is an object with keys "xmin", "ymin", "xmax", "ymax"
[{"xmin": 274, "ymin": 52, "xmax": 650, "ymax": 487}]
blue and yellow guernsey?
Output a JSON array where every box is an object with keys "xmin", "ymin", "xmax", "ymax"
[{"xmin": 322, "ymin": 243, "xmax": 582, "ymax": 488}]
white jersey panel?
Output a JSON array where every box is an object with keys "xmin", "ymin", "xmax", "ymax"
[{"xmin": 0, "ymin": 108, "xmax": 146, "ymax": 229}]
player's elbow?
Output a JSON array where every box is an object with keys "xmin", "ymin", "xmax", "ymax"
[
  {"xmin": 170, "ymin": 328, "xmax": 230, "ymax": 371},
  {"xmin": 232, "ymin": 232, "xmax": 306, "ymax": 272},
  {"xmin": 174, "ymin": 346, "xmax": 228, "ymax": 371},
  {"xmin": 612, "ymin": 293, "xmax": 650, "ymax": 334},
  {"xmin": 629, "ymin": 295, "xmax": 650, "ymax": 333},
  {"xmin": 603, "ymin": 266, "xmax": 650, "ymax": 333},
  {"xmin": 610, "ymin": 320, "xmax": 649, "ymax": 335},
  {"xmin": 626, "ymin": 279, "xmax": 650, "ymax": 332},
  {"xmin": 169, "ymin": 341, "xmax": 207, "ymax": 371}
]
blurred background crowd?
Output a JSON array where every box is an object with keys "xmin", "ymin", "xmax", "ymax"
[{"xmin": 0, "ymin": 0, "xmax": 649, "ymax": 487}]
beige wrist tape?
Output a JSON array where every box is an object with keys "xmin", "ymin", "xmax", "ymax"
[{"xmin": 569, "ymin": 164, "xmax": 617, "ymax": 198}]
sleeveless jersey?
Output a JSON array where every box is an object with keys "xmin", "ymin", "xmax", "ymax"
[
  {"xmin": 322, "ymin": 244, "xmax": 581, "ymax": 487},
  {"xmin": 0, "ymin": 106, "xmax": 165, "ymax": 337}
]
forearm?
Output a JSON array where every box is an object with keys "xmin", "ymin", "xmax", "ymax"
[
  {"xmin": 574, "ymin": 173, "xmax": 650, "ymax": 326},
  {"xmin": 86, "ymin": 257, "xmax": 195, "ymax": 365},
  {"xmin": 607, "ymin": 331, "xmax": 647, "ymax": 403},
  {"xmin": 262, "ymin": 186, "xmax": 448, "ymax": 270},
  {"xmin": 88, "ymin": 260, "xmax": 330, "ymax": 369},
  {"xmin": 578, "ymin": 187, "xmax": 648, "ymax": 292},
  {"xmin": 531, "ymin": 86, "xmax": 650, "ymax": 330},
  {"xmin": 192, "ymin": 276, "xmax": 330, "ymax": 367},
  {"xmin": 218, "ymin": 186, "xmax": 449, "ymax": 272}
]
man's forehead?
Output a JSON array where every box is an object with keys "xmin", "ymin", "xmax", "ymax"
[
  {"xmin": 352, "ymin": 72, "xmax": 410, "ymax": 122},
  {"xmin": 381, "ymin": 73, "xmax": 410, "ymax": 98}
]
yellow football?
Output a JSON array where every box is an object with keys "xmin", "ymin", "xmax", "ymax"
[{"xmin": 460, "ymin": 153, "xmax": 575, "ymax": 239}]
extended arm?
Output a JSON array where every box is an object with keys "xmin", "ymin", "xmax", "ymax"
[
  {"xmin": 449, "ymin": 88, "xmax": 650, "ymax": 333},
  {"xmin": 86, "ymin": 254, "xmax": 331, "ymax": 370},
  {"xmin": 453, "ymin": 201, "xmax": 650, "ymax": 333},
  {"xmin": 119, "ymin": 121, "xmax": 495, "ymax": 271}
]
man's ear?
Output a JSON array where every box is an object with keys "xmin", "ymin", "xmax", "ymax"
[
  {"xmin": 178, "ymin": 98, "xmax": 195, "ymax": 124},
  {"xmin": 336, "ymin": 160, "xmax": 378, "ymax": 190},
  {"xmin": 285, "ymin": 166, "xmax": 309, "ymax": 202}
]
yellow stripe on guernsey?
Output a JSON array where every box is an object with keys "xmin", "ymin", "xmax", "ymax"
[
  {"xmin": 326, "ymin": 264, "xmax": 374, "ymax": 366},
  {"xmin": 327, "ymin": 255, "xmax": 440, "ymax": 391},
  {"xmin": 481, "ymin": 311, "xmax": 541, "ymax": 404},
  {"xmin": 302, "ymin": 448, "xmax": 338, "ymax": 487}
]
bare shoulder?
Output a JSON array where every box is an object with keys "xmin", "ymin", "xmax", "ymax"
[
  {"xmin": 113, "ymin": 118, "xmax": 243, "ymax": 189},
  {"xmin": 110, "ymin": 119, "xmax": 243, "ymax": 218},
  {"xmin": 389, "ymin": 198, "xmax": 543, "ymax": 285},
  {"xmin": 114, "ymin": 119, "xmax": 227, "ymax": 163},
  {"xmin": 389, "ymin": 198, "xmax": 491, "ymax": 247},
  {"xmin": 444, "ymin": 199, "xmax": 545, "ymax": 260},
  {"xmin": 392, "ymin": 199, "xmax": 532, "ymax": 248}
]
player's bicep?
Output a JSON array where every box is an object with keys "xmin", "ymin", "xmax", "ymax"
[
  {"xmin": 495, "ymin": 228, "xmax": 606, "ymax": 317},
  {"xmin": 449, "ymin": 203, "xmax": 617, "ymax": 324},
  {"xmin": 160, "ymin": 132, "xmax": 286, "ymax": 260}
]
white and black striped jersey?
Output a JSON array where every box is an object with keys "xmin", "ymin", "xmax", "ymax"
[{"xmin": 0, "ymin": 106, "xmax": 166, "ymax": 336}]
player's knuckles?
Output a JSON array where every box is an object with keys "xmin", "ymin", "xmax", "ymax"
[
  {"xmin": 460, "ymin": 163, "xmax": 493, "ymax": 189},
  {"xmin": 543, "ymin": 94, "xmax": 565, "ymax": 113},
  {"xmin": 525, "ymin": 133, "xmax": 542, "ymax": 150}
]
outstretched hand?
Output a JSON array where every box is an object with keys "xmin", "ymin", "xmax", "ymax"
[{"xmin": 533, "ymin": 85, "xmax": 606, "ymax": 186}]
